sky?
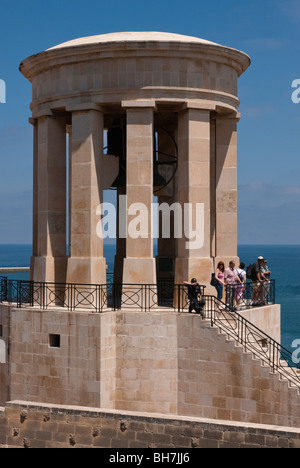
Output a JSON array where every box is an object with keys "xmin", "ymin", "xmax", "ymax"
[{"xmin": 0, "ymin": 0, "xmax": 300, "ymax": 244}]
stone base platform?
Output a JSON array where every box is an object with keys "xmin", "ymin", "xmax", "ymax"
[
  {"xmin": 0, "ymin": 302, "xmax": 299, "ymax": 432},
  {"xmin": 1, "ymin": 400, "xmax": 300, "ymax": 448}
]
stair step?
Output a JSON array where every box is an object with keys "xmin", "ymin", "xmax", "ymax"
[{"xmin": 207, "ymin": 303, "xmax": 300, "ymax": 392}]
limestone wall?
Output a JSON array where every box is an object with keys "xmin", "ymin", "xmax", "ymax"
[
  {"xmin": 0, "ymin": 306, "xmax": 117, "ymax": 408},
  {"xmin": 0, "ymin": 401, "xmax": 299, "ymax": 448},
  {"xmin": 241, "ymin": 304, "xmax": 281, "ymax": 343},
  {"xmin": 177, "ymin": 316, "xmax": 300, "ymax": 427},
  {"xmin": 0, "ymin": 304, "xmax": 299, "ymax": 429},
  {"xmin": 115, "ymin": 311, "xmax": 178, "ymax": 414}
]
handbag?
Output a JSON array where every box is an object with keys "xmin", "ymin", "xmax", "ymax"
[{"xmin": 210, "ymin": 273, "xmax": 218, "ymax": 287}]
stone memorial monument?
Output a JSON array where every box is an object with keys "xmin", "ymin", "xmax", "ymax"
[{"xmin": 20, "ymin": 31, "xmax": 250, "ymax": 289}]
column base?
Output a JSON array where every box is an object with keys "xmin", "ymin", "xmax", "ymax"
[
  {"xmin": 30, "ymin": 256, "xmax": 67, "ymax": 284},
  {"xmin": 174, "ymin": 257, "xmax": 214, "ymax": 293},
  {"xmin": 122, "ymin": 258, "xmax": 157, "ymax": 310},
  {"xmin": 66, "ymin": 257, "xmax": 107, "ymax": 285},
  {"xmin": 122, "ymin": 258, "xmax": 156, "ymax": 285}
]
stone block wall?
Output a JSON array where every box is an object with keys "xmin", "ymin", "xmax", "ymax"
[
  {"xmin": 115, "ymin": 311, "xmax": 178, "ymax": 414},
  {"xmin": 0, "ymin": 307, "xmax": 117, "ymax": 408},
  {"xmin": 0, "ymin": 304, "xmax": 299, "ymax": 429},
  {"xmin": 177, "ymin": 316, "xmax": 300, "ymax": 427},
  {"xmin": 0, "ymin": 402, "xmax": 299, "ymax": 449}
]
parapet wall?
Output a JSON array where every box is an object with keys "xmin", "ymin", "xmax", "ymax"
[
  {"xmin": 0, "ymin": 303, "xmax": 299, "ymax": 430},
  {"xmin": 1, "ymin": 401, "xmax": 300, "ymax": 449}
]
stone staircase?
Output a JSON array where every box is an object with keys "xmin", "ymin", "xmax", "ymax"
[{"xmin": 202, "ymin": 295, "xmax": 300, "ymax": 394}]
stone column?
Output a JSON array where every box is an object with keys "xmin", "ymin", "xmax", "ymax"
[
  {"xmin": 31, "ymin": 113, "xmax": 67, "ymax": 283},
  {"xmin": 122, "ymin": 101, "xmax": 156, "ymax": 286},
  {"xmin": 66, "ymin": 107, "xmax": 106, "ymax": 285},
  {"xmin": 29, "ymin": 117, "xmax": 38, "ymax": 281},
  {"xmin": 214, "ymin": 114, "xmax": 240, "ymax": 268},
  {"xmin": 174, "ymin": 104, "xmax": 213, "ymax": 287}
]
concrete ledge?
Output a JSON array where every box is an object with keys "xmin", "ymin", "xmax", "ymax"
[
  {"xmin": 0, "ymin": 267, "xmax": 29, "ymax": 273},
  {"xmin": 240, "ymin": 304, "xmax": 281, "ymax": 343}
]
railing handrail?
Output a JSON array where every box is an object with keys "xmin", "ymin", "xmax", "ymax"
[{"xmin": 203, "ymin": 294, "xmax": 300, "ymax": 389}]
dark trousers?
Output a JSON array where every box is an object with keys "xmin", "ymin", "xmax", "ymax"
[
  {"xmin": 189, "ymin": 298, "xmax": 205, "ymax": 314},
  {"xmin": 226, "ymin": 285, "xmax": 235, "ymax": 310}
]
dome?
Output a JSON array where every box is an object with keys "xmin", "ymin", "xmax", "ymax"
[{"xmin": 47, "ymin": 31, "xmax": 221, "ymax": 51}]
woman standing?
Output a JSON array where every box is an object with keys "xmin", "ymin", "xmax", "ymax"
[
  {"xmin": 215, "ymin": 261, "xmax": 225, "ymax": 301},
  {"xmin": 235, "ymin": 262, "xmax": 246, "ymax": 308}
]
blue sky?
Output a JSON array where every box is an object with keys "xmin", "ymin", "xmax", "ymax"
[{"xmin": 0, "ymin": 0, "xmax": 300, "ymax": 244}]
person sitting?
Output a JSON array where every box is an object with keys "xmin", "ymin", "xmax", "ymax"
[{"xmin": 184, "ymin": 278, "xmax": 205, "ymax": 316}]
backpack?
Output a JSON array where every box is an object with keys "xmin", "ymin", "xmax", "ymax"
[
  {"xmin": 237, "ymin": 270, "xmax": 244, "ymax": 283},
  {"xmin": 246, "ymin": 264, "xmax": 257, "ymax": 281}
]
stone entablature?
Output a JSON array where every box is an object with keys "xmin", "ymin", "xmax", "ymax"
[{"xmin": 20, "ymin": 32, "xmax": 250, "ymax": 118}]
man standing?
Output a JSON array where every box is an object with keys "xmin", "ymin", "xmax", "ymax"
[
  {"xmin": 224, "ymin": 261, "xmax": 238, "ymax": 310},
  {"xmin": 252, "ymin": 256, "xmax": 264, "ymax": 305}
]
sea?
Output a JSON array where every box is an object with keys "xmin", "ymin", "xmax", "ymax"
[{"xmin": 0, "ymin": 243, "xmax": 299, "ymax": 353}]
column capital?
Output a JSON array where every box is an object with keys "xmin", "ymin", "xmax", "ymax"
[
  {"xmin": 32, "ymin": 109, "xmax": 54, "ymax": 119},
  {"xmin": 215, "ymin": 111, "xmax": 241, "ymax": 122},
  {"xmin": 179, "ymin": 101, "xmax": 215, "ymax": 112},
  {"xmin": 121, "ymin": 99, "xmax": 157, "ymax": 110},
  {"xmin": 28, "ymin": 117, "xmax": 37, "ymax": 126},
  {"xmin": 66, "ymin": 103, "xmax": 104, "ymax": 113}
]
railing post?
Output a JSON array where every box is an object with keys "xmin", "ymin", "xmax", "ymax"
[
  {"xmin": 17, "ymin": 281, "xmax": 21, "ymax": 308},
  {"xmin": 209, "ymin": 296, "xmax": 213, "ymax": 327},
  {"xmin": 2, "ymin": 277, "xmax": 7, "ymax": 302},
  {"xmin": 144, "ymin": 285, "xmax": 147, "ymax": 312},
  {"xmin": 42, "ymin": 282, "xmax": 46, "ymax": 310},
  {"xmin": 71, "ymin": 283, "xmax": 75, "ymax": 311},
  {"xmin": 66, "ymin": 283, "xmax": 70, "ymax": 311},
  {"xmin": 30, "ymin": 280, "xmax": 34, "ymax": 307}
]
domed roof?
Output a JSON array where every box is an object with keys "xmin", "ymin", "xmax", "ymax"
[
  {"xmin": 47, "ymin": 31, "xmax": 221, "ymax": 50},
  {"xmin": 20, "ymin": 31, "xmax": 250, "ymax": 81}
]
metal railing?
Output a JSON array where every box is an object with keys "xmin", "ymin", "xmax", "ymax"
[
  {"xmin": 225, "ymin": 280, "xmax": 275, "ymax": 310},
  {"xmin": 0, "ymin": 277, "xmax": 200, "ymax": 313},
  {"xmin": 203, "ymin": 295, "xmax": 300, "ymax": 389}
]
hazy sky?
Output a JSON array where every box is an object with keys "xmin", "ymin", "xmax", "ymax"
[{"xmin": 0, "ymin": 0, "xmax": 300, "ymax": 244}]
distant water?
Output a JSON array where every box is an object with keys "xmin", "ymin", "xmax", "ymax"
[
  {"xmin": 0, "ymin": 244, "xmax": 298, "ymax": 352},
  {"xmin": 238, "ymin": 245, "xmax": 299, "ymax": 353}
]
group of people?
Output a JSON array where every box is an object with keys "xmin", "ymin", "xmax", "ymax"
[
  {"xmin": 214, "ymin": 256, "xmax": 271, "ymax": 309},
  {"xmin": 183, "ymin": 256, "xmax": 271, "ymax": 315}
]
